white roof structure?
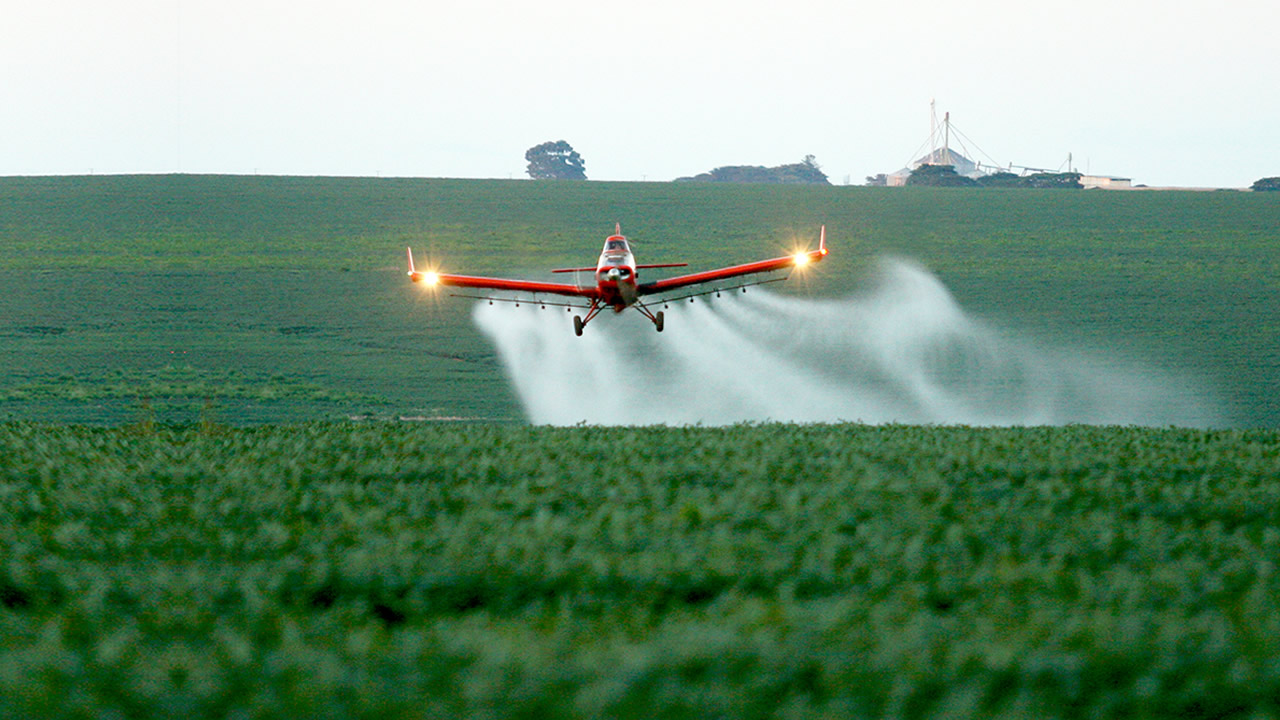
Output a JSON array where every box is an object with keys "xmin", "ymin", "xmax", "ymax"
[
  {"xmin": 883, "ymin": 102, "xmax": 1134, "ymax": 188},
  {"xmin": 885, "ymin": 103, "xmax": 993, "ymax": 186},
  {"xmin": 887, "ymin": 148, "xmax": 984, "ymax": 185}
]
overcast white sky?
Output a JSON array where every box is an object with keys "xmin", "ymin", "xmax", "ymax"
[{"xmin": 4, "ymin": 0, "xmax": 1277, "ymax": 187}]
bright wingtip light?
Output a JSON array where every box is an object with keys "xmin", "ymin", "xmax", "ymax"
[
  {"xmin": 421, "ymin": 271, "xmax": 440, "ymax": 286},
  {"xmin": 793, "ymin": 252, "xmax": 811, "ymax": 266}
]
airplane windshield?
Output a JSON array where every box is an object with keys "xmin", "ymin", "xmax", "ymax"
[{"xmin": 606, "ymin": 240, "xmax": 627, "ymax": 251}]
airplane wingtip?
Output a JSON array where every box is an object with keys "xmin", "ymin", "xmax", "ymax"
[{"xmin": 407, "ymin": 247, "xmax": 422, "ymax": 280}]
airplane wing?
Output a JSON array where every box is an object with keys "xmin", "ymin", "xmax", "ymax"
[
  {"xmin": 552, "ymin": 263, "xmax": 688, "ymax": 274},
  {"xmin": 407, "ymin": 248, "xmax": 599, "ymax": 301},
  {"xmin": 637, "ymin": 226, "xmax": 827, "ymax": 297}
]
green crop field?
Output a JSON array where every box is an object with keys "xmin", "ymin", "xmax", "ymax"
[
  {"xmin": 2, "ymin": 176, "xmax": 1280, "ymax": 717},
  {"xmin": 3, "ymin": 422, "xmax": 1280, "ymax": 718},
  {"xmin": 1, "ymin": 175, "xmax": 1277, "ymax": 426}
]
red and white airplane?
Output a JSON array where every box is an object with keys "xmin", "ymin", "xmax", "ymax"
[{"xmin": 407, "ymin": 224, "xmax": 828, "ymax": 335}]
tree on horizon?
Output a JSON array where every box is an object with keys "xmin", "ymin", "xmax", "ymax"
[{"xmin": 525, "ymin": 141, "xmax": 586, "ymax": 180}]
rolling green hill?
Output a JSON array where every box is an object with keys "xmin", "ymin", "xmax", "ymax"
[{"xmin": 1, "ymin": 175, "xmax": 1276, "ymax": 425}]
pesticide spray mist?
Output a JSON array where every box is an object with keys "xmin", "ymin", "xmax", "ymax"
[{"xmin": 474, "ymin": 258, "xmax": 1219, "ymax": 427}]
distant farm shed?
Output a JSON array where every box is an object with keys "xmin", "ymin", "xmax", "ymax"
[
  {"xmin": 1081, "ymin": 175, "xmax": 1132, "ymax": 190},
  {"xmin": 886, "ymin": 148, "xmax": 983, "ymax": 187}
]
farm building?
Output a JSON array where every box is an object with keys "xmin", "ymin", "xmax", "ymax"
[
  {"xmin": 1080, "ymin": 174, "xmax": 1132, "ymax": 190},
  {"xmin": 885, "ymin": 147, "xmax": 984, "ymax": 187},
  {"xmin": 881, "ymin": 105, "xmax": 996, "ymax": 186},
  {"xmin": 877, "ymin": 102, "xmax": 1136, "ymax": 189}
]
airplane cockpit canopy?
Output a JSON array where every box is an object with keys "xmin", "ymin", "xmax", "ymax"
[{"xmin": 604, "ymin": 238, "xmax": 629, "ymax": 252}]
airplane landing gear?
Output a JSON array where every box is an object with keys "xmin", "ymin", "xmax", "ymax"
[
  {"xmin": 573, "ymin": 300, "xmax": 604, "ymax": 336},
  {"xmin": 635, "ymin": 303, "xmax": 664, "ymax": 332}
]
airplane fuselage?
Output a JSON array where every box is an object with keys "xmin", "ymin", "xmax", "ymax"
[{"xmin": 595, "ymin": 235, "xmax": 639, "ymax": 311}]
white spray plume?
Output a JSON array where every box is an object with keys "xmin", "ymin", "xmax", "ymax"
[{"xmin": 474, "ymin": 258, "xmax": 1219, "ymax": 427}]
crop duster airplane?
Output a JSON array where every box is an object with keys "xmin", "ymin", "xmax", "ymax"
[{"xmin": 407, "ymin": 224, "xmax": 828, "ymax": 336}]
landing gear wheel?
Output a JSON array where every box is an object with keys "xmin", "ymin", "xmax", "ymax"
[
  {"xmin": 573, "ymin": 315, "xmax": 584, "ymax": 336},
  {"xmin": 654, "ymin": 310, "xmax": 664, "ymax": 333}
]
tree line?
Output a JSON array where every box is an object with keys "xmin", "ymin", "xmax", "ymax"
[{"xmin": 675, "ymin": 155, "xmax": 829, "ymax": 185}]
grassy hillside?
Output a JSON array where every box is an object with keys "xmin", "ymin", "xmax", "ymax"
[
  {"xmin": 2, "ymin": 422, "xmax": 1279, "ymax": 718},
  {"xmin": 1, "ymin": 175, "xmax": 1276, "ymax": 425}
]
